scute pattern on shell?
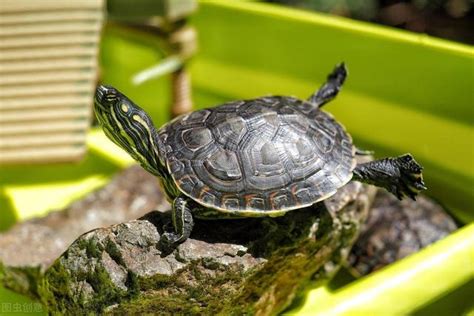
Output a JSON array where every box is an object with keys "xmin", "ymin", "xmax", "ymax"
[{"xmin": 158, "ymin": 96, "xmax": 355, "ymax": 213}]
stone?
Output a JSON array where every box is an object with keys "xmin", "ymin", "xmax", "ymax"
[
  {"xmin": 348, "ymin": 190, "xmax": 458, "ymax": 276},
  {"xmin": 0, "ymin": 161, "xmax": 457, "ymax": 315},
  {"xmin": 38, "ymin": 179, "xmax": 375, "ymax": 315},
  {"xmin": 0, "ymin": 165, "xmax": 168, "ymax": 297}
]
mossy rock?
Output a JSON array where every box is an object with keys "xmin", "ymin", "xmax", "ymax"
[{"xmin": 39, "ymin": 179, "xmax": 376, "ymax": 315}]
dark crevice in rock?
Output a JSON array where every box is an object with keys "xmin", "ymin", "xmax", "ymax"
[{"xmin": 104, "ymin": 238, "xmax": 126, "ymax": 269}]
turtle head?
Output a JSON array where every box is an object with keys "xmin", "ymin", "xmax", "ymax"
[
  {"xmin": 94, "ymin": 85, "xmax": 164, "ymax": 176},
  {"xmin": 94, "ymin": 85, "xmax": 119, "ymax": 113}
]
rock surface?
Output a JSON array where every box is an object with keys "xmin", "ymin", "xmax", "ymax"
[
  {"xmin": 39, "ymin": 180, "xmax": 375, "ymax": 315},
  {"xmin": 0, "ymin": 162, "xmax": 458, "ymax": 315},
  {"xmin": 348, "ymin": 190, "xmax": 458, "ymax": 276},
  {"xmin": 0, "ymin": 165, "xmax": 168, "ymax": 297}
]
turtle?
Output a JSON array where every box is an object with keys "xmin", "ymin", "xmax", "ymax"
[{"xmin": 94, "ymin": 63, "xmax": 426, "ymax": 251}]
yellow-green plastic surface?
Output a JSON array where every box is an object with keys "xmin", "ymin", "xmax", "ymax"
[{"xmin": 1, "ymin": 1, "xmax": 473, "ymax": 314}]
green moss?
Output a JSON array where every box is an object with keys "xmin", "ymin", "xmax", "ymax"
[
  {"xmin": 38, "ymin": 235, "xmax": 140, "ymax": 314},
  {"xmin": 0, "ymin": 264, "xmax": 43, "ymax": 299},
  {"xmin": 0, "ymin": 262, "xmax": 5, "ymax": 288},
  {"xmin": 125, "ymin": 271, "xmax": 140, "ymax": 297},
  {"xmin": 85, "ymin": 265, "xmax": 129, "ymax": 312},
  {"xmin": 39, "ymin": 259, "xmax": 72, "ymax": 313},
  {"xmin": 112, "ymin": 224, "xmax": 340, "ymax": 316},
  {"xmin": 220, "ymin": 209, "xmax": 341, "ymax": 315},
  {"xmin": 33, "ymin": 187, "xmax": 369, "ymax": 315},
  {"xmin": 76, "ymin": 237, "xmax": 103, "ymax": 259},
  {"xmin": 110, "ymin": 260, "xmax": 250, "ymax": 315}
]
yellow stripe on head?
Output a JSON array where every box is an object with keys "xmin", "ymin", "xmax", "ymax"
[
  {"xmin": 133, "ymin": 114, "xmax": 148, "ymax": 127},
  {"xmin": 132, "ymin": 114, "xmax": 161, "ymax": 164},
  {"xmin": 110, "ymin": 105, "xmax": 147, "ymax": 163}
]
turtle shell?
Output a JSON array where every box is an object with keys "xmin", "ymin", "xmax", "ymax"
[{"xmin": 158, "ymin": 96, "xmax": 356, "ymax": 215}]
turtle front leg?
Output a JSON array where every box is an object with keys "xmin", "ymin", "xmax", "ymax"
[
  {"xmin": 159, "ymin": 196, "xmax": 195, "ymax": 252},
  {"xmin": 352, "ymin": 154, "xmax": 427, "ymax": 200},
  {"xmin": 308, "ymin": 63, "xmax": 347, "ymax": 108}
]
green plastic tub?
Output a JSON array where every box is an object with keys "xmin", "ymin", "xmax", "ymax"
[{"xmin": 1, "ymin": 1, "xmax": 473, "ymax": 315}]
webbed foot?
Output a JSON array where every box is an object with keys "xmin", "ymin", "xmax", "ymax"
[{"xmin": 353, "ymin": 154, "xmax": 426, "ymax": 200}]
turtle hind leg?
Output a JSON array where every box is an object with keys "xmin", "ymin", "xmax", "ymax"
[
  {"xmin": 308, "ymin": 63, "xmax": 347, "ymax": 108},
  {"xmin": 159, "ymin": 196, "xmax": 195, "ymax": 253},
  {"xmin": 352, "ymin": 154, "xmax": 427, "ymax": 200}
]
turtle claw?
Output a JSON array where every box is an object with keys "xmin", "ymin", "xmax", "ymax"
[
  {"xmin": 391, "ymin": 154, "xmax": 426, "ymax": 200},
  {"xmin": 158, "ymin": 220, "xmax": 181, "ymax": 254},
  {"xmin": 159, "ymin": 232, "xmax": 180, "ymax": 254},
  {"xmin": 353, "ymin": 153, "xmax": 426, "ymax": 201}
]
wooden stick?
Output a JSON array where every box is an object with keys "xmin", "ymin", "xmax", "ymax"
[
  {"xmin": 0, "ymin": 108, "xmax": 91, "ymax": 123},
  {"xmin": 0, "ymin": 82, "xmax": 94, "ymax": 98},
  {"xmin": 0, "ymin": 21, "xmax": 102, "ymax": 37},
  {"xmin": 0, "ymin": 0, "xmax": 103, "ymax": 13},
  {"xmin": 0, "ymin": 95, "xmax": 92, "ymax": 110},
  {"xmin": 0, "ymin": 46, "xmax": 97, "ymax": 61},
  {"xmin": 0, "ymin": 33, "xmax": 99, "ymax": 49},
  {"xmin": 0, "ymin": 146, "xmax": 86, "ymax": 164},
  {"xmin": 0, "ymin": 11, "xmax": 102, "ymax": 25},
  {"xmin": 0, "ymin": 70, "xmax": 95, "ymax": 85},
  {"xmin": 0, "ymin": 133, "xmax": 87, "ymax": 149},
  {"xmin": 0, "ymin": 121, "xmax": 90, "ymax": 136},
  {"xmin": 0, "ymin": 58, "xmax": 96, "ymax": 73}
]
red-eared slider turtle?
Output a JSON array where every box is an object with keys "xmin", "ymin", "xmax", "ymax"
[{"xmin": 94, "ymin": 63, "xmax": 426, "ymax": 251}]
